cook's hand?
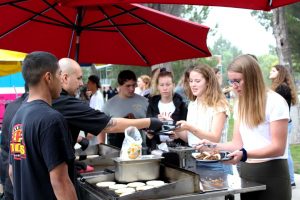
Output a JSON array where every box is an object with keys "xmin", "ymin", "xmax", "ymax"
[
  {"xmin": 146, "ymin": 132, "xmax": 154, "ymax": 139},
  {"xmin": 175, "ymin": 120, "xmax": 190, "ymax": 132},
  {"xmin": 224, "ymin": 150, "xmax": 243, "ymax": 165},
  {"xmin": 149, "ymin": 118, "xmax": 163, "ymax": 132},
  {"xmin": 78, "ymin": 137, "xmax": 89, "ymax": 151},
  {"xmin": 168, "ymin": 131, "xmax": 179, "ymax": 140},
  {"xmin": 158, "ymin": 112, "xmax": 172, "ymax": 121}
]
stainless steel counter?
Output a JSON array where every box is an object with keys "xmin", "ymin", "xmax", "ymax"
[
  {"xmin": 78, "ymin": 173, "xmax": 265, "ymax": 200},
  {"xmin": 159, "ymin": 174, "xmax": 266, "ymax": 200},
  {"xmin": 76, "ymin": 144, "xmax": 266, "ymax": 200}
]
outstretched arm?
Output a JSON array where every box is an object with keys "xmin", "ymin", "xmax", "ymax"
[{"xmin": 102, "ymin": 118, "xmax": 162, "ymax": 133}]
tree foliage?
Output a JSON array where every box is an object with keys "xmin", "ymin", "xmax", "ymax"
[
  {"xmin": 286, "ymin": 3, "xmax": 300, "ymax": 71},
  {"xmin": 251, "ymin": 3, "xmax": 300, "ymax": 72},
  {"xmin": 210, "ymin": 36, "xmax": 242, "ymax": 67},
  {"xmin": 251, "ymin": 10, "xmax": 273, "ymax": 31},
  {"xmin": 257, "ymin": 54, "xmax": 279, "ymax": 86},
  {"xmin": 181, "ymin": 5, "xmax": 210, "ymax": 23}
]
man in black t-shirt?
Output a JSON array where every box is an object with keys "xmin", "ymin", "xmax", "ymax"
[
  {"xmin": 1, "ymin": 58, "xmax": 163, "ymax": 199},
  {"xmin": 56, "ymin": 58, "xmax": 163, "ymax": 146},
  {"xmin": 9, "ymin": 52, "xmax": 77, "ymax": 200}
]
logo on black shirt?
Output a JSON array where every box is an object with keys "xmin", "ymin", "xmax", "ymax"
[{"xmin": 10, "ymin": 124, "xmax": 26, "ymax": 160}]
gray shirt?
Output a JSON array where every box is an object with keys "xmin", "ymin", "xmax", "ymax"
[
  {"xmin": 103, "ymin": 94, "xmax": 149, "ymax": 148},
  {"xmin": 103, "ymin": 94, "xmax": 148, "ymax": 118}
]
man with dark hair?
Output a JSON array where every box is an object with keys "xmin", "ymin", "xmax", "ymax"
[
  {"xmin": 101, "ymin": 70, "xmax": 149, "ymax": 148},
  {"xmin": 117, "ymin": 70, "xmax": 137, "ymax": 85},
  {"xmin": 86, "ymin": 75, "xmax": 105, "ymax": 144},
  {"xmin": 55, "ymin": 58, "xmax": 161, "ymax": 149},
  {"xmin": 87, "ymin": 75, "xmax": 104, "ymax": 111},
  {"xmin": 1, "ymin": 58, "xmax": 162, "ymax": 199},
  {"xmin": 8, "ymin": 51, "xmax": 77, "ymax": 200}
]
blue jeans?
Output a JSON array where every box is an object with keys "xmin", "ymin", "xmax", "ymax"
[
  {"xmin": 287, "ymin": 122, "xmax": 295, "ymax": 184},
  {"xmin": 196, "ymin": 161, "xmax": 233, "ymax": 178}
]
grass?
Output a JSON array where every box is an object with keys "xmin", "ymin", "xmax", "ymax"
[
  {"xmin": 291, "ymin": 144, "xmax": 300, "ymax": 174},
  {"xmin": 227, "ymin": 115, "xmax": 300, "ymax": 174}
]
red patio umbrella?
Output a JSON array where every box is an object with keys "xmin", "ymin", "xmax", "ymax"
[
  {"xmin": 0, "ymin": 0, "xmax": 211, "ymax": 66},
  {"xmin": 62, "ymin": 0, "xmax": 300, "ymax": 11}
]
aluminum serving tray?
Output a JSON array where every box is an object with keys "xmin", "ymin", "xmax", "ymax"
[{"xmin": 112, "ymin": 155, "xmax": 164, "ymax": 183}]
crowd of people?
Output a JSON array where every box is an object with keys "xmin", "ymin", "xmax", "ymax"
[{"xmin": 0, "ymin": 52, "xmax": 297, "ymax": 200}]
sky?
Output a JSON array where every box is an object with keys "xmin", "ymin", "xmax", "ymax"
[{"xmin": 202, "ymin": 7, "xmax": 276, "ymax": 55}]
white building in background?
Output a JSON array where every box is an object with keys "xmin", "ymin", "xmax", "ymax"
[{"xmin": 94, "ymin": 64, "xmax": 113, "ymax": 87}]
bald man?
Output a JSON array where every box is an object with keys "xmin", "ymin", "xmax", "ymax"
[{"xmin": 53, "ymin": 58, "xmax": 162, "ymax": 147}]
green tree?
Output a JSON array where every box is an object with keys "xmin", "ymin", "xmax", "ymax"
[
  {"xmin": 105, "ymin": 65, "xmax": 151, "ymax": 88},
  {"xmin": 181, "ymin": 5, "xmax": 210, "ymax": 23},
  {"xmin": 251, "ymin": 3, "xmax": 300, "ymax": 72},
  {"xmin": 286, "ymin": 3, "xmax": 300, "ymax": 72},
  {"xmin": 257, "ymin": 54, "xmax": 279, "ymax": 85},
  {"xmin": 210, "ymin": 36, "xmax": 242, "ymax": 68}
]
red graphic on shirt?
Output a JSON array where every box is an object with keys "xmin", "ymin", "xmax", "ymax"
[{"xmin": 10, "ymin": 124, "xmax": 26, "ymax": 160}]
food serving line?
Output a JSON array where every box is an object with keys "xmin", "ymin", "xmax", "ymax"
[{"xmin": 76, "ymin": 144, "xmax": 266, "ymax": 200}]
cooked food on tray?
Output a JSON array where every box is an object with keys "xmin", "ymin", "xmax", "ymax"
[
  {"xmin": 109, "ymin": 184, "xmax": 127, "ymax": 190},
  {"xmin": 127, "ymin": 182, "xmax": 146, "ymax": 188},
  {"xmin": 210, "ymin": 178, "xmax": 224, "ymax": 187},
  {"xmin": 192, "ymin": 151, "xmax": 232, "ymax": 162},
  {"xmin": 96, "ymin": 181, "xmax": 116, "ymax": 187},
  {"xmin": 193, "ymin": 151, "xmax": 221, "ymax": 160},
  {"xmin": 146, "ymin": 180, "xmax": 165, "ymax": 187},
  {"xmin": 201, "ymin": 178, "xmax": 224, "ymax": 187}
]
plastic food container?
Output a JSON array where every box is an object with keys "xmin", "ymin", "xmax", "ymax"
[{"xmin": 112, "ymin": 155, "xmax": 163, "ymax": 183}]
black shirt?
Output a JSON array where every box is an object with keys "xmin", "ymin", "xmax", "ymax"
[
  {"xmin": 9, "ymin": 100, "xmax": 74, "ymax": 200},
  {"xmin": 0, "ymin": 93, "xmax": 27, "ymax": 196},
  {"xmin": 52, "ymin": 89, "xmax": 111, "ymax": 146},
  {"xmin": 146, "ymin": 93, "xmax": 188, "ymax": 151},
  {"xmin": 275, "ymin": 83, "xmax": 292, "ymax": 110}
]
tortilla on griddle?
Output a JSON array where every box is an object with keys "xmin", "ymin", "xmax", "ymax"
[
  {"xmin": 146, "ymin": 180, "xmax": 165, "ymax": 187},
  {"xmin": 96, "ymin": 181, "xmax": 116, "ymax": 187},
  {"xmin": 127, "ymin": 182, "xmax": 145, "ymax": 188},
  {"xmin": 109, "ymin": 184, "xmax": 127, "ymax": 190}
]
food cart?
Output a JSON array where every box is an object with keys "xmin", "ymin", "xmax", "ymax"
[{"xmin": 76, "ymin": 144, "xmax": 266, "ymax": 200}]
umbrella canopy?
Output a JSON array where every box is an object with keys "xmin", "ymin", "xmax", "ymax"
[
  {"xmin": 62, "ymin": 0, "xmax": 300, "ymax": 11},
  {"xmin": 0, "ymin": 0, "xmax": 211, "ymax": 66},
  {"xmin": 0, "ymin": 49, "xmax": 27, "ymax": 76}
]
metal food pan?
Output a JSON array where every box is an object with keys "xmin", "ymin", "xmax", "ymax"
[{"xmin": 112, "ymin": 155, "xmax": 163, "ymax": 183}]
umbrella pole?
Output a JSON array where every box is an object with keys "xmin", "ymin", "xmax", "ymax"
[
  {"xmin": 75, "ymin": 7, "xmax": 83, "ymax": 62},
  {"xmin": 75, "ymin": 36, "xmax": 80, "ymax": 62}
]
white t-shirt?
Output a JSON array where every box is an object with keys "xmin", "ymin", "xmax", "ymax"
[
  {"xmin": 187, "ymin": 99, "xmax": 230, "ymax": 147},
  {"xmin": 90, "ymin": 89, "xmax": 105, "ymax": 111},
  {"xmin": 158, "ymin": 101, "xmax": 175, "ymax": 116},
  {"xmin": 234, "ymin": 91, "xmax": 289, "ymax": 162},
  {"xmin": 158, "ymin": 100, "xmax": 175, "ymax": 142},
  {"xmin": 89, "ymin": 89, "xmax": 105, "ymax": 145}
]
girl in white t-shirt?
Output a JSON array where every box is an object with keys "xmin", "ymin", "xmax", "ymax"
[
  {"xmin": 198, "ymin": 55, "xmax": 291, "ymax": 200},
  {"xmin": 173, "ymin": 64, "xmax": 231, "ymax": 175}
]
